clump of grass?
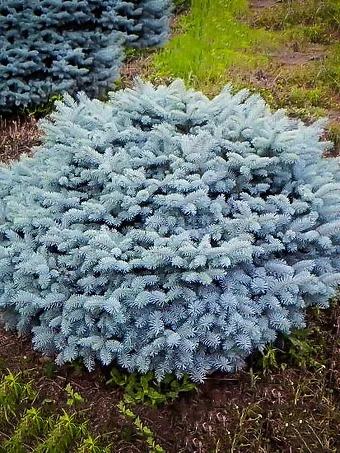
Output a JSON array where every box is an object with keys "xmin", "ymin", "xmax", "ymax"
[
  {"xmin": 318, "ymin": 43, "xmax": 340, "ymax": 92},
  {"xmin": 152, "ymin": 0, "xmax": 278, "ymax": 93},
  {"xmin": 327, "ymin": 123, "xmax": 340, "ymax": 154},
  {"xmin": 1, "ymin": 408, "xmax": 50, "ymax": 453},
  {"xmin": 282, "ymin": 24, "xmax": 332, "ymax": 47},
  {"xmin": 0, "ymin": 371, "xmax": 37, "ymax": 426},
  {"xmin": 253, "ymin": 0, "xmax": 340, "ymax": 35}
]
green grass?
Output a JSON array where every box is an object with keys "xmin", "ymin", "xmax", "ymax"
[
  {"xmin": 254, "ymin": 0, "xmax": 340, "ymax": 34},
  {"xmin": 0, "ymin": 371, "xmax": 110, "ymax": 452},
  {"xmin": 149, "ymin": 0, "xmax": 339, "ymax": 130},
  {"xmin": 245, "ymin": 41, "xmax": 339, "ymax": 124},
  {"xmin": 152, "ymin": 0, "xmax": 278, "ymax": 93},
  {"xmin": 0, "ymin": 368, "xmax": 174, "ymax": 453}
]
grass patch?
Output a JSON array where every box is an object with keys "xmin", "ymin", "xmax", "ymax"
[
  {"xmin": 232, "ymin": 49, "xmax": 338, "ymax": 122},
  {"xmin": 146, "ymin": 0, "xmax": 339, "ymax": 133},
  {"xmin": 327, "ymin": 123, "xmax": 340, "ymax": 154},
  {"xmin": 253, "ymin": 0, "xmax": 340, "ymax": 34},
  {"xmin": 260, "ymin": 43, "xmax": 338, "ymax": 120},
  {"xmin": 152, "ymin": 0, "xmax": 278, "ymax": 93}
]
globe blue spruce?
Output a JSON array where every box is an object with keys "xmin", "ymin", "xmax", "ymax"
[
  {"xmin": 112, "ymin": 0, "xmax": 172, "ymax": 48},
  {"xmin": 0, "ymin": 0, "xmax": 171, "ymax": 110},
  {"xmin": 1, "ymin": 80, "xmax": 339, "ymax": 381}
]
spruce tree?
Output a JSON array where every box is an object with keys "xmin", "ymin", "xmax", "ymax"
[
  {"xmin": 1, "ymin": 80, "xmax": 339, "ymax": 381},
  {"xmin": 0, "ymin": 1, "xmax": 171, "ymax": 110}
]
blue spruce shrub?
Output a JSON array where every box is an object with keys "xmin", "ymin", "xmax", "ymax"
[
  {"xmin": 0, "ymin": 0, "xmax": 171, "ymax": 110},
  {"xmin": 112, "ymin": 0, "xmax": 172, "ymax": 48},
  {"xmin": 0, "ymin": 0, "xmax": 123, "ymax": 110},
  {"xmin": 1, "ymin": 80, "xmax": 340, "ymax": 381}
]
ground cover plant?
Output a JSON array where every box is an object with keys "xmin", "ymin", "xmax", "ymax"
[
  {"xmin": 0, "ymin": 369, "xmax": 113, "ymax": 452},
  {"xmin": 0, "ymin": 0, "xmax": 171, "ymax": 110}
]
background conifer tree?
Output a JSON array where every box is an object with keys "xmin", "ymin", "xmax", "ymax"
[{"xmin": 0, "ymin": 0, "xmax": 171, "ymax": 110}]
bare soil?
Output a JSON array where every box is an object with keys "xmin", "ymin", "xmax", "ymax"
[
  {"xmin": 249, "ymin": 0, "xmax": 280, "ymax": 8},
  {"xmin": 272, "ymin": 45, "xmax": 329, "ymax": 66}
]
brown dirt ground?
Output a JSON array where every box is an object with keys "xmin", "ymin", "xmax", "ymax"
[
  {"xmin": 249, "ymin": 0, "xmax": 280, "ymax": 9},
  {"xmin": 0, "ymin": 116, "xmax": 41, "ymax": 164},
  {"xmin": 0, "ymin": 302, "xmax": 339, "ymax": 452}
]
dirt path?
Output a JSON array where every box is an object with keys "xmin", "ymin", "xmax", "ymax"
[{"xmin": 249, "ymin": 0, "xmax": 279, "ymax": 8}]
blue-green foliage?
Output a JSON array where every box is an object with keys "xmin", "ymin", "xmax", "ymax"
[
  {"xmin": 1, "ymin": 80, "xmax": 340, "ymax": 381},
  {"xmin": 0, "ymin": 0, "xmax": 171, "ymax": 110},
  {"xmin": 114, "ymin": 0, "xmax": 172, "ymax": 48}
]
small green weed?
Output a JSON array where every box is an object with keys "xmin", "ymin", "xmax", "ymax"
[
  {"xmin": 107, "ymin": 368, "xmax": 196, "ymax": 406},
  {"xmin": 65, "ymin": 383, "xmax": 86, "ymax": 407},
  {"xmin": 229, "ymin": 403, "xmax": 267, "ymax": 452},
  {"xmin": 0, "ymin": 371, "xmax": 37, "ymax": 425},
  {"xmin": 43, "ymin": 361, "xmax": 57, "ymax": 379},
  {"xmin": 0, "ymin": 408, "xmax": 50, "ymax": 453},
  {"xmin": 117, "ymin": 401, "xmax": 165, "ymax": 453},
  {"xmin": 256, "ymin": 326, "xmax": 327, "ymax": 375},
  {"xmin": 20, "ymin": 94, "xmax": 63, "ymax": 119},
  {"xmin": 248, "ymin": 367, "xmax": 261, "ymax": 389},
  {"xmin": 76, "ymin": 435, "xmax": 111, "ymax": 453},
  {"xmin": 65, "ymin": 358, "xmax": 86, "ymax": 375},
  {"xmin": 33, "ymin": 411, "xmax": 87, "ymax": 453},
  {"xmin": 257, "ymin": 346, "xmax": 280, "ymax": 375}
]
